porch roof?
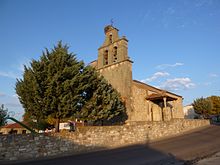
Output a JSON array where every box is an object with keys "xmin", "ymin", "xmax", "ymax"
[{"xmin": 146, "ymin": 92, "xmax": 178, "ymax": 102}]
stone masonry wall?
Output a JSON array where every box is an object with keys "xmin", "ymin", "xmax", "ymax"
[{"xmin": 0, "ymin": 119, "xmax": 210, "ymax": 162}]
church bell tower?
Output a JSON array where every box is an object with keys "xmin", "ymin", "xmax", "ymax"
[{"xmin": 97, "ymin": 25, "xmax": 133, "ymax": 117}]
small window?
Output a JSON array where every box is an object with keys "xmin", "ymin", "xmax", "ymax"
[
  {"xmin": 113, "ymin": 46, "xmax": 117, "ymax": 62},
  {"xmin": 103, "ymin": 50, "xmax": 108, "ymax": 65},
  {"xmin": 109, "ymin": 34, "xmax": 112, "ymax": 44},
  {"xmin": 22, "ymin": 130, "xmax": 26, "ymax": 134}
]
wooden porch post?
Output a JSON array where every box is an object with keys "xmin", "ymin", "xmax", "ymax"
[
  {"xmin": 162, "ymin": 97, "xmax": 167, "ymax": 121},
  {"xmin": 163, "ymin": 97, "xmax": 167, "ymax": 108}
]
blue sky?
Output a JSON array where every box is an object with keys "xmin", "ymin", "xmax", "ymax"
[{"xmin": 1, "ymin": 0, "xmax": 220, "ymax": 120}]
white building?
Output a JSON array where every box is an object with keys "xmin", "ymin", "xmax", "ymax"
[
  {"xmin": 183, "ymin": 105, "xmax": 197, "ymax": 119},
  {"xmin": 59, "ymin": 122, "xmax": 70, "ymax": 130}
]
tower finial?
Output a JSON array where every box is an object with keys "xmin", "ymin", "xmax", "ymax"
[{"xmin": 110, "ymin": 18, "xmax": 114, "ymax": 26}]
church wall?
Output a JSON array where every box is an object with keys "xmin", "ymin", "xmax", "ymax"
[
  {"xmin": 95, "ymin": 25, "xmax": 184, "ymax": 122},
  {"xmin": 163, "ymin": 107, "xmax": 172, "ymax": 121},
  {"xmin": 131, "ymin": 84, "xmax": 151, "ymax": 121},
  {"xmin": 131, "ymin": 83, "xmax": 166, "ymax": 122},
  {"xmin": 97, "ymin": 38, "xmax": 128, "ymax": 69},
  {"xmin": 131, "ymin": 82, "xmax": 184, "ymax": 121},
  {"xmin": 152, "ymin": 104, "xmax": 163, "ymax": 121},
  {"xmin": 172, "ymin": 98, "xmax": 184, "ymax": 119},
  {"xmin": 98, "ymin": 60, "xmax": 133, "ymax": 115}
]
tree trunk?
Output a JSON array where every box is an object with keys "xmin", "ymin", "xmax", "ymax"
[{"xmin": 55, "ymin": 118, "xmax": 60, "ymax": 132}]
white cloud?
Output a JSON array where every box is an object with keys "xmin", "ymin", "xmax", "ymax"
[
  {"xmin": 0, "ymin": 71, "xmax": 19, "ymax": 79},
  {"xmin": 141, "ymin": 72, "xmax": 170, "ymax": 83},
  {"xmin": 209, "ymin": 73, "xmax": 218, "ymax": 78},
  {"xmin": 5, "ymin": 102, "xmax": 22, "ymax": 108},
  {"xmin": 165, "ymin": 7, "xmax": 176, "ymax": 15},
  {"xmin": 160, "ymin": 77, "xmax": 195, "ymax": 91},
  {"xmin": 156, "ymin": 62, "xmax": 184, "ymax": 70},
  {"xmin": 18, "ymin": 60, "xmax": 31, "ymax": 72},
  {"xmin": 0, "ymin": 93, "xmax": 22, "ymax": 108},
  {"xmin": 195, "ymin": 0, "xmax": 212, "ymax": 8},
  {"xmin": 12, "ymin": 94, "xmax": 19, "ymax": 98},
  {"xmin": 203, "ymin": 82, "xmax": 212, "ymax": 86},
  {"xmin": 18, "ymin": 64, "xmax": 25, "ymax": 72},
  {"xmin": 0, "ymin": 59, "xmax": 29, "ymax": 79},
  {"xmin": 0, "ymin": 93, "xmax": 24, "ymax": 120},
  {"xmin": 0, "ymin": 92, "xmax": 6, "ymax": 97}
]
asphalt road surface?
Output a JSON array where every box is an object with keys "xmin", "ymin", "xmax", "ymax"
[{"xmin": 7, "ymin": 125, "xmax": 220, "ymax": 165}]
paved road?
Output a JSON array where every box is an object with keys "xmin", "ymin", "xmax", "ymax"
[
  {"xmin": 150, "ymin": 125, "xmax": 220, "ymax": 161},
  {"xmin": 7, "ymin": 125, "xmax": 220, "ymax": 165},
  {"xmin": 196, "ymin": 152, "xmax": 220, "ymax": 165}
]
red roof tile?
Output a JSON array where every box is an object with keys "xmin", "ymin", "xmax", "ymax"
[{"xmin": 1, "ymin": 122, "xmax": 28, "ymax": 129}]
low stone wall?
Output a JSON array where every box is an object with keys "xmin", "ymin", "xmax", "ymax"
[{"xmin": 0, "ymin": 119, "xmax": 210, "ymax": 162}]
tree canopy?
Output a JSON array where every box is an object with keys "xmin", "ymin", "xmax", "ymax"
[
  {"xmin": 0, "ymin": 104, "xmax": 8, "ymax": 126},
  {"xmin": 16, "ymin": 41, "xmax": 126, "ymax": 131},
  {"xmin": 79, "ymin": 78, "xmax": 127, "ymax": 125},
  {"xmin": 22, "ymin": 112, "xmax": 52, "ymax": 131},
  {"xmin": 208, "ymin": 96, "xmax": 220, "ymax": 115},
  {"xmin": 193, "ymin": 96, "xmax": 220, "ymax": 118}
]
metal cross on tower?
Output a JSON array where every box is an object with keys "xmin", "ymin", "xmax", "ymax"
[{"xmin": 110, "ymin": 18, "xmax": 114, "ymax": 26}]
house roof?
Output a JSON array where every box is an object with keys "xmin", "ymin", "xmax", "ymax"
[
  {"xmin": 89, "ymin": 59, "xmax": 97, "ymax": 64},
  {"xmin": 1, "ymin": 122, "xmax": 28, "ymax": 129},
  {"xmin": 133, "ymin": 80, "xmax": 182, "ymax": 98},
  {"xmin": 146, "ymin": 92, "xmax": 178, "ymax": 101}
]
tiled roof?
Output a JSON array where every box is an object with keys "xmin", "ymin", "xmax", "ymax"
[
  {"xmin": 133, "ymin": 80, "xmax": 182, "ymax": 98},
  {"xmin": 1, "ymin": 122, "xmax": 28, "ymax": 129},
  {"xmin": 146, "ymin": 93, "xmax": 178, "ymax": 101}
]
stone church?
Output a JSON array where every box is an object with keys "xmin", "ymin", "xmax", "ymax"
[{"xmin": 90, "ymin": 25, "xmax": 184, "ymax": 122}]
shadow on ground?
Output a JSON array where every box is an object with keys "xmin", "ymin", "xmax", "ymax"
[
  {"xmin": 2, "ymin": 125, "xmax": 220, "ymax": 165},
  {"xmin": 210, "ymin": 121, "xmax": 220, "ymax": 126},
  {"xmin": 6, "ymin": 144, "xmax": 186, "ymax": 165}
]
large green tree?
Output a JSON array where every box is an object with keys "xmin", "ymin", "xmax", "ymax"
[
  {"xmin": 16, "ymin": 42, "xmax": 96, "ymax": 131},
  {"xmin": 192, "ymin": 97, "xmax": 212, "ymax": 118},
  {"xmin": 78, "ymin": 78, "xmax": 127, "ymax": 125},
  {"xmin": 193, "ymin": 96, "xmax": 220, "ymax": 118},
  {"xmin": 0, "ymin": 104, "xmax": 8, "ymax": 126},
  {"xmin": 16, "ymin": 42, "xmax": 126, "ymax": 131},
  {"xmin": 22, "ymin": 112, "xmax": 51, "ymax": 131},
  {"xmin": 208, "ymin": 96, "xmax": 220, "ymax": 115}
]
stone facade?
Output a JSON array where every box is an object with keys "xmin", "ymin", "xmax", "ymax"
[
  {"xmin": 0, "ymin": 123, "xmax": 31, "ymax": 135},
  {"xmin": 91, "ymin": 25, "xmax": 184, "ymax": 122},
  {"xmin": 0, "ymin": 119, "xmax": 209, "ymax": 162},
  {"xmin": 131, "ymin": 80, "xmax": 184, "ymax": 121}
]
